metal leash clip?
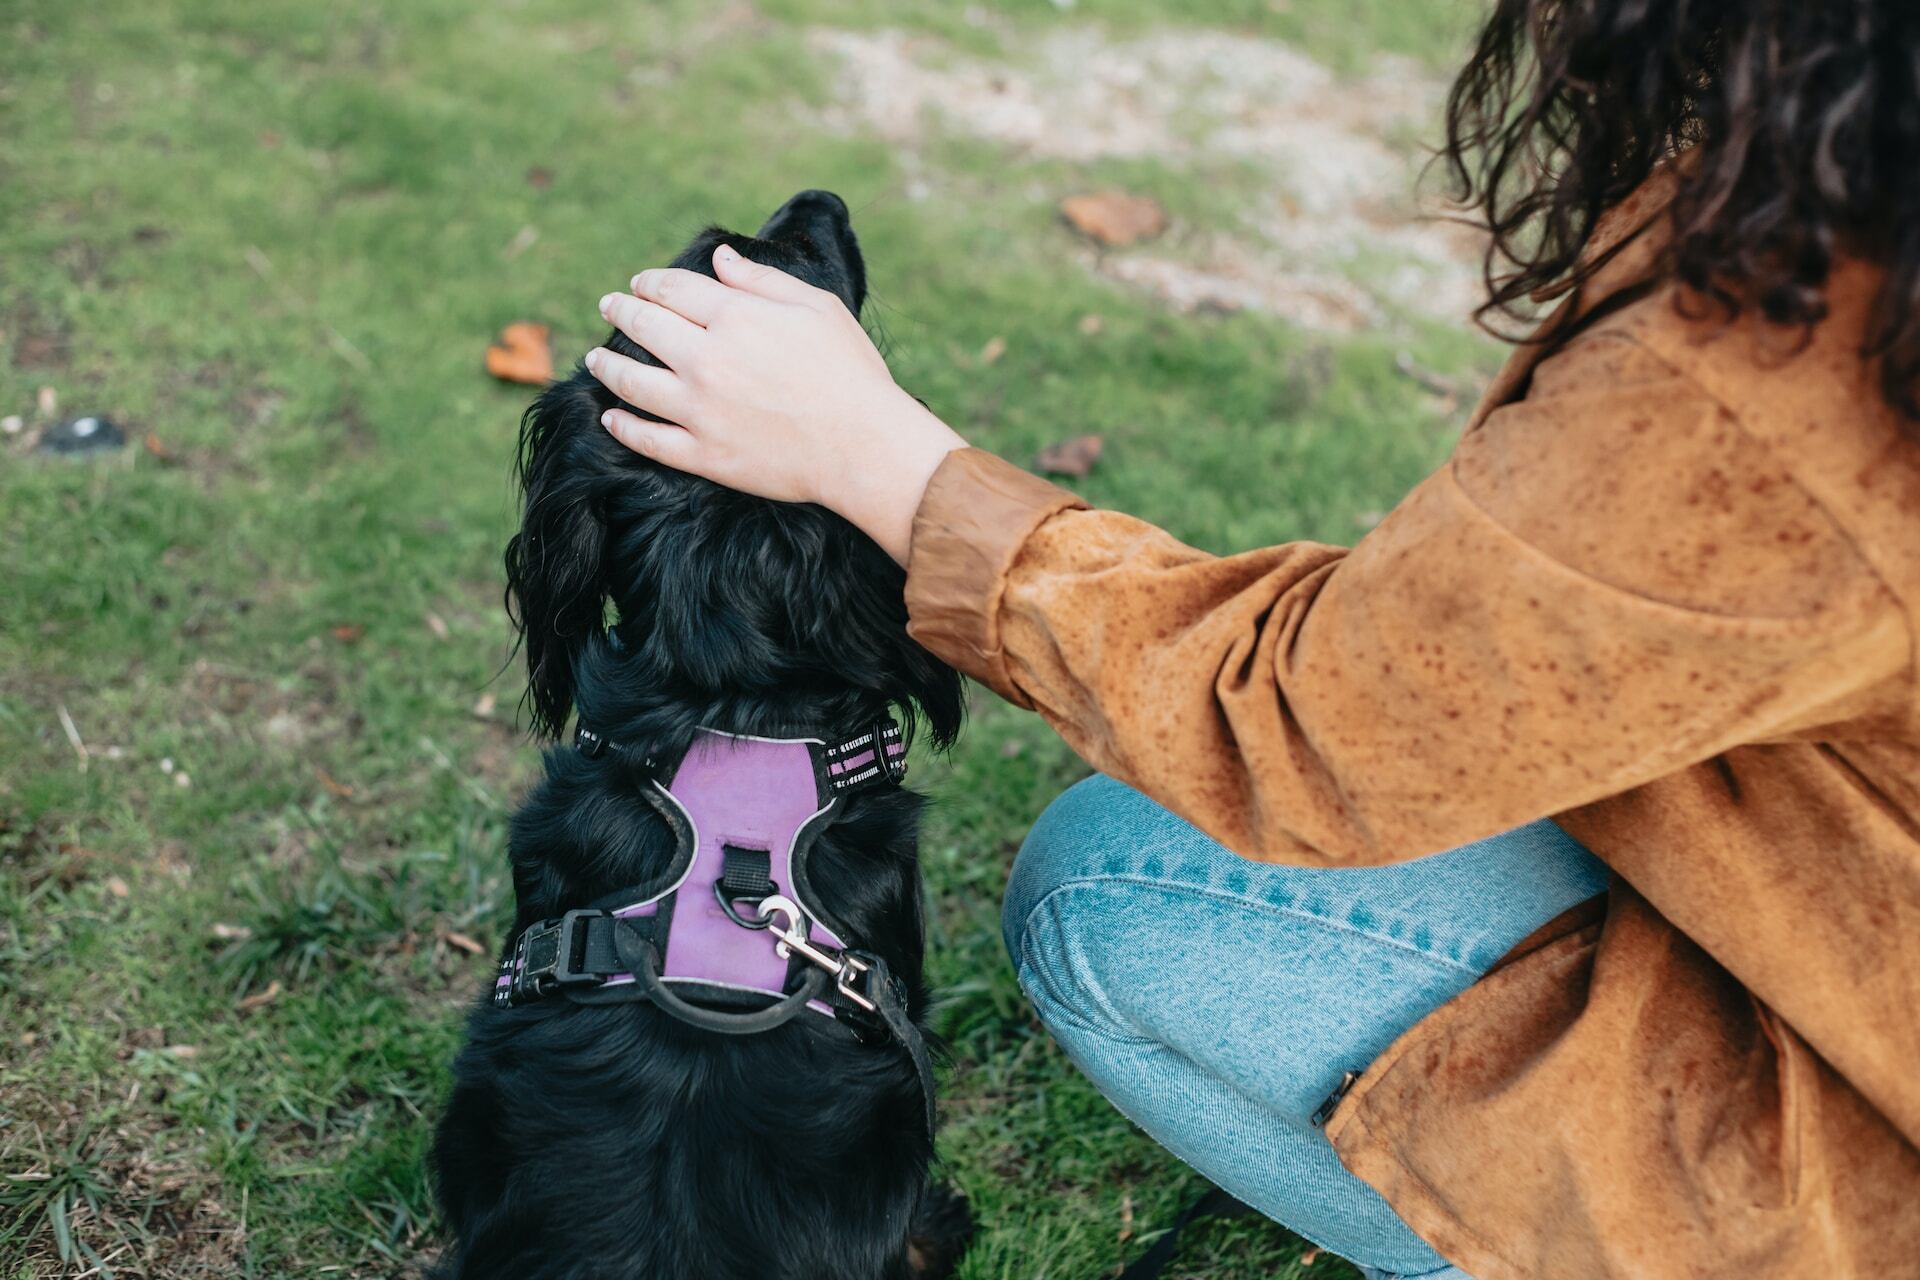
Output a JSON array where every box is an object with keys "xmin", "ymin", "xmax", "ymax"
[{"xmin": 756, "ymin": 894, "xmax": 877, "ymax": 1013}]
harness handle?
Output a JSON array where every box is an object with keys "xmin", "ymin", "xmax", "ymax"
[{"xmin": 611, "ymin": 919, "xmax": 828, "ymax": 1036}]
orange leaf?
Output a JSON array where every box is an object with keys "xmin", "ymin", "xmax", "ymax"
[
  {"xmin": 442, "ymin": 930, "xmax": 486, "ymax": 956},
  {"xmin": 316, "ymin": 769, "xmax": 354, "ymax": 800},
  {"xmin": 329, "ymin": 624, "xmax": 365, "ymax": 644},
  {"xmin": 1059, "ymin": 191, "xmax": 1168, "ymax": 247},
  {"xmin": 485, "ymin": 322, "xmax": 554, "ymax": 385}
]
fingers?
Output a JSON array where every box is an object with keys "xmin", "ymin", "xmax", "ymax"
[
  {"xmin": 583, "ymin": 347, "xmax": 685, "ymax": 422},
  {"xmin": 601, "ymin": 407, "xmax": 700, "ymax": 472},
  {"xmin": 599, "ymin": 294, "xmax": 703, "ymax": 370},
  {"xmin": 628, "ymin": 267, "xmax": 734, "ymax": 326},
  {"xmin": 711, "ymin": 243, "xmax": 828, "ymax": 306}
]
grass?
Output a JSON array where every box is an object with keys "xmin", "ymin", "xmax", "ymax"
[{"xmin": 0, "ymin": 0, "xmax": 1489, "ymax": 1275}]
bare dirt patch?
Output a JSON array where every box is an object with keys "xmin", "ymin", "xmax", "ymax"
[{"xmin": 807, "ymin": 24, "xmax": 1485, "ymax": 332}]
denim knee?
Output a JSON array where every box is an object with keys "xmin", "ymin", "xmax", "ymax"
[{"xmin": 1001, "ymin": 773, "xmax": 1122, "ymax": 970}]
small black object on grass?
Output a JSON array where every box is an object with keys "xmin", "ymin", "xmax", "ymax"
[{"xmin": 38, "ymin": 415, "xmax": 126, "ymax": 456}]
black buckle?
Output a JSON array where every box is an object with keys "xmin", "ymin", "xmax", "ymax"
[
  {"xmin": 575, "ymin": 724, "xmax": 608, "ymax": 759},
  {"xmin": 496, "ymin": 909, "xmax": 608, "ymax": 1007}
]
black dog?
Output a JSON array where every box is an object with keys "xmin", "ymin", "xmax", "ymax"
[{"xmin": 433, "ymin": 191, "xmax": 972, "ymax": 1279}]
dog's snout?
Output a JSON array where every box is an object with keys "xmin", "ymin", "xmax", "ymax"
[{"xmin": 754, "ymin": 189, "xmax": 852, "ymax": 243}]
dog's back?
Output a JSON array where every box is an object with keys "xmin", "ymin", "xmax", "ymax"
[{"xmin": 432, "ymin": 193, "xmax": 970, "ymax": 1280}]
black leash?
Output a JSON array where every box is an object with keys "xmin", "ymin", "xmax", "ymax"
[{"xmin": 1114, "ymin": 1185, "xmax": 1256, "ymax": 1280}]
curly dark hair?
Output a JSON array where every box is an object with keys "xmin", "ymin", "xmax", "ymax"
[{"xmin": 1443, "ymin": 0, "xmax": 1920, "ymax": 420}]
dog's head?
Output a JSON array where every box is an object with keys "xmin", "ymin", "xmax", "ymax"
[{"xmin": 505, "ymin": 190, "xmax": 964, "ymax": 750}]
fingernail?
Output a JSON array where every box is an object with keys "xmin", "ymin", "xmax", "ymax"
[
  {"xmin": 714, "ymin": 244, "xmax": 739, "ymax": 264},
  {"xmin": 600, "ymin": 410, "xmax": 615, "ymax": 429},
  {"xmin": 630, "ymin": 274, "xmax": 645, "ymax": 293},
  {"xmin": 598, "ymin": 293, "xmax": 618, "ymax": 317},
  {"xmin": 584, "ymin": 348, "xmax": 602, "ymax": 372}
]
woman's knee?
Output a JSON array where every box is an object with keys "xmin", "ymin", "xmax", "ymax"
[{"xmin": 1001, "ymin": 773, "xmax": 1137, "ymax": 968}]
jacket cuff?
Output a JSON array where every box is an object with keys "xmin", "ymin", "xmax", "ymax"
[{"xmin": 904, "ymin": 448, "xmax": 1088, "ymax": 705}]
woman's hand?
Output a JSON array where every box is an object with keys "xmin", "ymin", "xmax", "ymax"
[{"xmin": 583, "ymin": 244, "xmax": 968, "ymax": 564}]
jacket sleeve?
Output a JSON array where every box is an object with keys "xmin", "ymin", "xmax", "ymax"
[{"xmin": 905, "ymin": 333, "xmax": 1912, "ymax": 864}]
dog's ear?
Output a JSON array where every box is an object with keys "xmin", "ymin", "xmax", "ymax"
[
  {"xmin": 504, "ymin": 378, "xmax": 613, "ymax": 738},
  {"xmin": 893, "ymin": 624, "xmax": 965, "ymax": 753}
]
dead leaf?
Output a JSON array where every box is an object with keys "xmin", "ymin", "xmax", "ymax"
[
  {"xmin": 999, "ymin": 739, "xmax": 1026, "ymax": 759},
  {"xmin": 485, "ymin": 322, "xmax": 553, "ymax": 385},
  {"xmin": 472, "ymin": 692, "xmax": 498, "ymax": 718},
  {"xmin": 1301, "ymin": 1246, "xmax": 1323, "ymax": 1266},
  {"xmin": 210, "ymin": 922, "xmax": 253, "ymax": 942},
  {"xmin": 329, "ymin": 623, "xmax": 364, "ymax": 644},
  {"xmin": 36, "ymin": 385, "xmax": 57, "ymax": 417},
  {"xmin": 316, "ymin": 769, "xmax": 354, "ymax": 800},
  {"xmin": 1036, "ymin": 433, "xmax": 1105, "ymax": 478},
  {"xmin": 1059, "ymin": 190, "xmax": 1168, "ymax": 247},
  {"xmin": 142, "ymin": 431, "xmax": 175, "ymax": 461},
  {"xmin": 526, "ymin": 166, "xmax": 553, "ymax": 190},
  {"xmin": 979, "ymin": 335, "xmax": 1007, "ymax": 365},
  {"xmin": 1119, "ymin": 1192, "xmax": 1134, "ymax": 1243},
  {"xmin": 238, "ymin": 980, "xmax": 282, "ymax": 1011},
  {"xmin": 164, "ymin": 1044, "xmax": 198, "ymax": 1058},
  {"xmin": 105, "ymin": 876, "xmax": 130, "ymax": 899},
  {"xmin": 258, "ymin": 129, "xmax": 282, "ymax": 149},
  {"xmin": 442, "ymin": 930, "xmax": 486, "ymax": 956},
  {"xmin": 1077, "ymin": 313, "xmax": 1106, "ymax": 336},
  {"xmin": 424, "ymin": 612, "xmax": 450, "ymax": 640}
]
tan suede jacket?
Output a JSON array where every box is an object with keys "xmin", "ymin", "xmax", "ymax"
[{"xmin": 904, "ymin": 179, "xmax": 1920, "ymax": 1279}]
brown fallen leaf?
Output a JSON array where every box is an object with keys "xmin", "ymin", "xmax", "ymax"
[
  {"xmin": 526, "ymin": 166, "xmax": 553, "ymax": 190},
  {"xmin": 1301, "ymin": 1246, "xmax": 1322, "ymax": 1266},
  {"xmin": 442, "ymin": 930, "xmax": 486, "ymax": 957},
  {"xmin": 1059, "ymin": 190, "xmax": 1168, "ymax": 247},
  {"xmin": 210, "ymin": 922, "xmax": 253, "ymax": 943},
  {"xmin": 424, "ymin": 612, "xmax": 450, "ymax": 640},
  {"xmin": 316, "ymin": 769, "xmax": 354, "ymax": 800},
  {"xmin": 1077, "ymin": 312, "xmax": 1106, "ymax": 336},
  {"xmin": 472, "ymin": 692, "xmax": 498, "ymax": 718},
  {"xmin": 143, "ymin": 431, "xmax": 175, "ymax": 462},
  {"xmin": 105, "ymin": 875, "xmax": 130, "ymax": 899},
  {"xmin": 1036, "ymin": 433, "xmax": 1105, "ymax": 478},
  {"xmin": 979, "ymin": 335, "xmax": 1007, "ymax": 365},
  {"xmin": 330, "ymin": 623, "xmax": 365, "ymax": 644},
  {"xmin": 485, "ymin": 322, "xmax": 554, "ymax": 385},
  {"xmin": 164, "ymin": 1044, "xmax": 199, "ymax": 1058},
  {"xmin": 238, "ymin": 979, "xmax": 282, "ymax": 1011}
]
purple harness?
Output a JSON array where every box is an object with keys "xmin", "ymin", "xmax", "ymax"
[
  {"xmin": 490, "ymin": 717, "xmax": 937, "ymax": 1135},
  {"xmin": 495, "ymin": 720, "xmax": 907, "ymax": 1022}
]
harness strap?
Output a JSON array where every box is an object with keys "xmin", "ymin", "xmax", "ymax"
[{"xmin": 574, "ymin": 718, "xmax": 909, "ymax": 792}]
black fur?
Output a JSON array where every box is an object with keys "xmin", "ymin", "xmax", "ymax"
[{"xmin": 433, "ymin": 191, "xmax": 971, "ymax": 1279}]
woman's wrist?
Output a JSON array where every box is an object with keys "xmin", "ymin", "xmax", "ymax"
[{"xmin": 825, "ymin": 389, "xmax": 968, "ymax": 565}]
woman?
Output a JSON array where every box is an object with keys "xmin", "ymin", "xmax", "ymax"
[{"xmin": 576, "ymin": 1, "xmax": 1920, "ymax": 1276}]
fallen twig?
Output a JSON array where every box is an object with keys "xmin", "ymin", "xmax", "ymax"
[
  {"xmin": 245, "ymin": 245, "xmax": 371, "ymax": 372},
  {"xmin": 56, "ymin": 702, "xmax": 88, "ymax": 772},
  {"xmin": 1393, "ymin": 350, "xmax": 1465, "ymax": 399}
]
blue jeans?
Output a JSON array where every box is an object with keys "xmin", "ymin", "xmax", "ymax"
[{"xmin": 1003, "ymin": 775, "xmax": 1610, "ymax": 1280}]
